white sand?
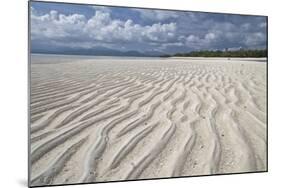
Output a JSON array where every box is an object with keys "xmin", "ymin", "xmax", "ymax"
[{"xmin": 30, "ymin": 55, "xmax": 267, "ymax": 186}]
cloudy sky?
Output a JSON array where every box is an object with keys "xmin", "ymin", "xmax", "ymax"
[{"xmin": 30, "ymin": 1, "xmax": 267, "ymax": 55}]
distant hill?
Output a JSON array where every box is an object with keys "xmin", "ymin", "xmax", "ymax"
[{"xmin": 31, "ymin": 45, "xmax": 162, "ymax": 57}]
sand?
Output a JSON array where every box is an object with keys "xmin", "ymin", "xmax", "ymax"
[{"xmin": 29, "ymin": 55, "xmax": 267, "ymax": 186}]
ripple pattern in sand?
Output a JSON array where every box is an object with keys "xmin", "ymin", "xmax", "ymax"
[{"xmin": 30, "ymin": 57, "xmax": 267, "ymax": 186}]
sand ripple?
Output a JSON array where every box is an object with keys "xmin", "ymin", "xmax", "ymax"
[{"xmin": 30, "ymin": 57, "xmax": 267, "ymax": 186}]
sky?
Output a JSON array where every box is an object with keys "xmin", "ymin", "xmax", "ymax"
[{"xmin": 30, "ymin": 1, "xmax": 267, "ymax": 55}]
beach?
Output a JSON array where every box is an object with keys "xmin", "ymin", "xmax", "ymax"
[{"xmin": 30, "ymin": 54, "xmax": 267, "ymax": 186}]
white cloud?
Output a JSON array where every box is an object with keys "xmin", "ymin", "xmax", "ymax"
[
  {"xmin": 186, "ymin": 35, "xmax": 200, "ymax": 43},
  {"xmin": 31, "ymin": 9, "xmax": 87, "ymax": 40},
  {"xmin": 90, "ymin": 6, "xmax": 112, "ymax": 13},
  {"xmin": 204, "ymin": 33, "xmax": 216, "ymax": 41},
  {"xmin": 134, "ymin": 9, "xmax": 179, "ymax": 21},
  {"xmin": 31, "ymin": 8, "xmax": 177, "ymax": 49},
  {"xmin": 182, "ymin": 33, "xmax": 217, "ymax": 49}
]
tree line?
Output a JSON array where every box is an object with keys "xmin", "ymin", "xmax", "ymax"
[{"xmin": 160, "ymin": 49, "xmax": 267, "ymax": 58}]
